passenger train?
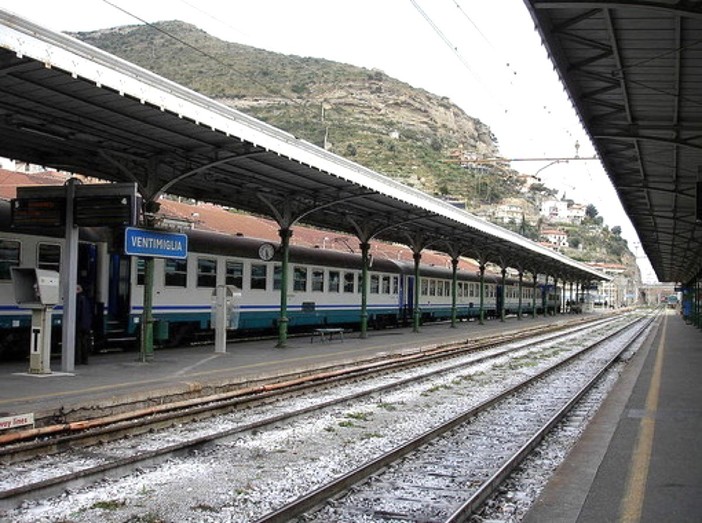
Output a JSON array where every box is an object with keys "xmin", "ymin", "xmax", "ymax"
[{"xmin": 0, "ymin": 200, "xmax": 561, "ymax": 359}]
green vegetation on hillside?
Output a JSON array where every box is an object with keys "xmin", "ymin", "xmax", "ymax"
[
  {"xmin": 73, "ymin": 21, "xmax": 517, "ymax": 204},
  {"xmin": 73, "ymin": 21, "xmax": 635, "ymax": 268}
]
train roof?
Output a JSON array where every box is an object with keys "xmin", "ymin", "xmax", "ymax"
[{"xmin": 183, "ymin": 228, "xmax": 403, "ymax": 273}]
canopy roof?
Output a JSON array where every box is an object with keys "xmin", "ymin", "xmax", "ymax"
[
  {"xmin": 0, "ymin": 9, "xmax": 607, "ymax": 282},
  {"xmin": 525, "ymin": 0, "xmax": 702, "ymax": 283}
]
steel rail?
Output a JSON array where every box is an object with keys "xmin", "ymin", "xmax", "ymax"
[
  {"xmin": 445, "ymin": 311, "xmax": 659, "ymax": 522},
  {"xmin": 0, "ymin": 316, "xmax": 619, "ymax": 510},
  {"xmin": 253, "ymin": 313, "xmax": 649, "ymax": 523},
  {"xmin": 1, "ymin": 315, "xmax": 607, "ymax": 454}
]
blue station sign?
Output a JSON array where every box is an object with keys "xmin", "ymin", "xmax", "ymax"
[{"xmin": 124, "ymin": 227, "xmax": 188, "ymax": 259}]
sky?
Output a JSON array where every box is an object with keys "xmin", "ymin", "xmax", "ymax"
[{"xmin": 0, "ymin": 0, "xmax": 658, "ymax": 282}]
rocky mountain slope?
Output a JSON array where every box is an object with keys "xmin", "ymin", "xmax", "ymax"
[{"xmin": 72, "ymin": 21, "xmax": 519, "ymax": 203}]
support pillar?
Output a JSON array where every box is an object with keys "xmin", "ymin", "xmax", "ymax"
[
  {"xmin": 60, "ymin": 178, "xmax": 78, "ymax": 373},
  {"xmin": 412, "ymin": 251, "xmax": 421, "ymax": 333},
  {"xmin": 517, "ymin": 272, "xmax": 523, "ymax": 320},
  {"xmin": 140, "ymin": 257, "xmax": 155, "ymax": 362},
  {"xmin": 532, "ymin": 273, "xmax": 538, "ymax": 319},
  {"xmin": 479, "ymin": 263, "xmax": 486, "ymax": 325},
  {"xmin": 276, "ymin": 228, "xmax": 292, "ymax": 348},
  {"xmin": 450, "ymin": 258, "xmax": 458, "ymax": 328},
  {"xmin": 500, "ymin": 268, "xmax": 506, "ymax": 322},
  {"xmin": 139, "ymin": 199, "xmax": 160, "ymax": 362},
  {"xmin": 360, "ymin": 241, "xmax": 370, "ymax": 338}
]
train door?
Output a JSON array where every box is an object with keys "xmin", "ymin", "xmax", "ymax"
[
  {"xmin": 403, "ymin": 275, "xmax": 414, "ymax": 324},
  {"xmin": 108, "ymin": 253, "xmax": 131, "ymax": 322}
]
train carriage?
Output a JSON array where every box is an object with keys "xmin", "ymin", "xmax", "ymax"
[{"xmin": 0, "ymin": 199, "xmax": 559, "ymax": 358}]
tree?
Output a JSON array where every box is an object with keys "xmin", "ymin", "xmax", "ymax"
[
  {"xmin": 612, "ymin": 225, "xmax": 622, "ymax": 236},
  {"xmin": 585, "ymin": 204, "xmax": 599, "ymax": 219}
]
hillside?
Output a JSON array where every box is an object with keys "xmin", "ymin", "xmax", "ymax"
[
  {"xmin": 72, "ymin": 21, "xmax": 520, "ymax": 204},
  {"xmin": 71, "ymin": 21, "xmax": 637, "ymax": 274}
]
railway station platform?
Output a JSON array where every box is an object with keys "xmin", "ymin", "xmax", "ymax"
[
  {"xmin": 524, "ymin": 309, "xmax": 702, "ymax": 523},
  {"xmin": 0, "ymin": 313, "xmax": 582, "ymax": 426}
]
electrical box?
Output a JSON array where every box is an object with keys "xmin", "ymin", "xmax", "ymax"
[{"xmin": 11, "ymin": 268, "xmax": 60, "ymax": 308}]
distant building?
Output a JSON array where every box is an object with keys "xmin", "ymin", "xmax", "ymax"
[
  {"xmin": 540, "ymin": 199, "xmax": 587, "ymax": 224},
  {"xmin": 540, "ymin": 199, "xmax": 569, "ymax": 221},
  {"xmin": 541, "ymin": 228, "xmax": 568, "ymax": 248},
  {"xmin": 567, "ymin": 203, "xmax": 586, "ymax": 224}
]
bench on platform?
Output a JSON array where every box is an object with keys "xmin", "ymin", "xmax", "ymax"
[{"xmin": 311, "ymin": 328, "xmax": 345, "ymax": 343}]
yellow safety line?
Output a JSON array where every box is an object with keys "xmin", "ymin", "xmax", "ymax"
[{"xmin": 619, "ymin": 314, "xmax": 667, "ymax": 522}]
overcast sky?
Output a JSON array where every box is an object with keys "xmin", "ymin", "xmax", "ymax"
[{"xmin": 0, "ymin": 0, "xmax": 658, "ymax": 282}]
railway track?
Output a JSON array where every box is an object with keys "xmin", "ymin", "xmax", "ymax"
[
  {"xmin": 0, "ymin": 312, "xmax": 649, "ymax": 521},
  {"xmin": 0, "ymin": 315, "xmax": 610, "ymax": 457},
  {"xmin": 263, "ymin": 312, "xmax": 657, "ymax": 522}
]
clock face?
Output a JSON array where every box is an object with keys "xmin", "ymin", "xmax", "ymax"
[{"xmin": 258, "ymin": 243, "xmax": 275, "ymax": 261}]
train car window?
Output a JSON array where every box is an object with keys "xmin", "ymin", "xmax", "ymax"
[
  {"xmin": 37, "ymin": 243, "xmax": 61, "ymax": 272},
  {"xmin": 437, "ymin": 280, "xmax": 444, "ymax": 297},
  {"xmin": 251, "ymin": 263, "xmax": 268, "ymax": 290},
  {"xmin": 421, "ymin": 279, "xmax": 428, "ymax": 296},
  {"xmin": 370, "ymin": 274, "xmax": 380, "ymax": 294},
  {"xmin": 381, "ymin": 275, "xmax": 391, "ymax": 294},
  {"xmin": 226, "ymin": 261, "xmax": 243, "ymax": 289},
  {"xmin": 311, "ymin": 269, "xmax": 324, "ymax": 292},
  {"xmin": 392, "ymin": 276, "xmax": 399, "ymax": 295},
  {"xmin": 293, "ymin": 266, "xmax": 307, "ymax": 292},
  {"xmin": 0, "ymin": 239, "xmax": 20, "ymax": 280},
  {"xmin": 329, "ymin": 271, "xmax": 340, "ymax": 293},
  {"xmin": 165, "ymin": 258, "xmax": 188, "ymax": 287},
  {"xmin": 136, "ymin": 257, "xmax": 145, "ymax": 286},
  {"xmin": 197, "ymin": 258, "xmax": 217, "ymax": 288},
  {"xmin": 343, "ymin": 272, "xmax": 354, "ymax": 293},
  {"xmin": 429, "ymin": 279, "xmax": 436, "ymax": 297}
]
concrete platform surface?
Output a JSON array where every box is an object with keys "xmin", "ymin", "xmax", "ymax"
[
  {"xmin": 524, "ymin": 310, "xmax": 702, "ymax": 523},
  {"xmin": 0, "ymin": 314, "xmax": 575, "ymax": 424}
]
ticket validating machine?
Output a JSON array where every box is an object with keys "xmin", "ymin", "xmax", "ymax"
[
  {"xmin": 11, "ymin": 268, "xmax": 60, "ymax": 374},
  {"xmin": 211, "ymin": 285, "xmax": 241, "ymax": 353}
]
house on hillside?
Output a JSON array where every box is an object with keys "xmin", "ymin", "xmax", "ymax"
[
  {"xmin": 540, "ymin": 199, "xmax": 569, "ymax": 222},
  {"xmin": 541, "ymin": 228, "xmax": 568, "ymax": 248}
]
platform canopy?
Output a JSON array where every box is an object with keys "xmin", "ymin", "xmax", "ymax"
[
  {"xmin": 0, "ymin": 9, "xmax": 607, "ymax": 283},
  {"xmin": 525, "ymin": 1, "xmax": 702, "ymax": 284}
]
